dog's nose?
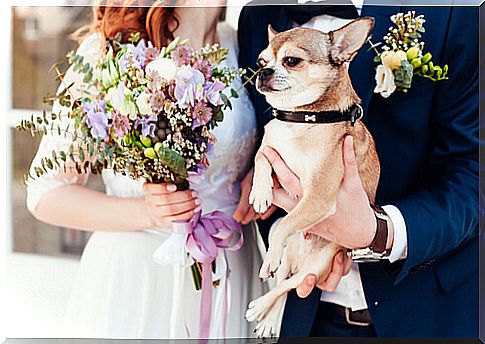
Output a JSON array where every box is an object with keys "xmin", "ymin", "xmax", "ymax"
[{"xmin": 259, "ymin": 68, "xmax": 275, "ymax": 79}]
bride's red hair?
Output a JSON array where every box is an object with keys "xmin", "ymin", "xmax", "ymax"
[{"xmin": 84, "ymin": 0, "xmax": 179, "ymax": 49}]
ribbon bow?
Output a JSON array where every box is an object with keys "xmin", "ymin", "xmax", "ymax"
[
  {"xmin": 155, "ymin": 210, "xmax": 242, "ymax": 339},
  {"xmin": 173, "ymin": 210, "xmax": 243, "ymax": 265}
]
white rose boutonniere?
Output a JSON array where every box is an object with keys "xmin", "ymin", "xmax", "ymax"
[
  {"xmin": 374, "ymin": 64, "xmax": 396, "ymax": 98},
  {"xmin": 368, "ymin": 11, "xmax": 449, "ymax": 98}
]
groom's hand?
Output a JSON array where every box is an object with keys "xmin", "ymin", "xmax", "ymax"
[
  {"xmin": 263, "ymin": 136, "xmax": 378, "ymax": 249},
  {"xmin": 296, "ymin": 251, "xmax": 353, "ymax": 297},
  {"xmin": 233, "ymin": 167, "xmax": 277, "ymax": 224}
]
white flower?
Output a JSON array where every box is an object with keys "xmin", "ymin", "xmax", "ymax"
[
  {"xmin": 106, "ymin": 83, "xmax": 137, "ymax": 119},
  {"xmin": 100, "ymin": 69, "xmax": 112, "ymax": 89},
  {"xmin": 146, "ymin": 57, "xmax": 177, "ymax": 81},
  {"xmin": 136, "ymin": 91, "xmax": 151, "ymax": 116},
  {"xmin": 374, "ymin": 64, "xmax": 396, "ymax": 98}
]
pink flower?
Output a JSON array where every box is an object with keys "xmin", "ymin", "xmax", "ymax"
[
  {"xmin": 111, "ymin": 110, "xmax": 131, "ymax": 137},
  {"xmin": 191, "ymin": 102, "xmax": 212, "ymax": 128},
  {"xmin": 172, "ymin": 132, "xmax": 183, "ymax": 143},
  {"xmin": 192, "ymin": 59, "xmax": 212, "ymax": 80},
  {"xmin": 170, "ymin": 45, "xmax": 192, "ymax": 67}
]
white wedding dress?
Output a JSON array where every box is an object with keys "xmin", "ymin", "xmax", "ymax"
[{"xmin": 26, "ymin": 23, "xmax": 266, "ymax": 339}]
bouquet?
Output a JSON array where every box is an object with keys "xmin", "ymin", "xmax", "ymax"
[
  {"xmin": 369, "ymin": 11, "xmax": 449, "ymax": 98},
  {"xmin": 18, "ymin": 33, "xmax": 246, "ymax": 298}
]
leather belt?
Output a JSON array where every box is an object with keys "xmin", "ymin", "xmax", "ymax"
[{"xmin": 325, "ymin": 302, "xmax": 372, "ymax": 327}]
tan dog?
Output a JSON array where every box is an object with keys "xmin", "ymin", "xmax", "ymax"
[{"xmin": 245, "ymin": 18, "xmax": 380, "ymax": 337}]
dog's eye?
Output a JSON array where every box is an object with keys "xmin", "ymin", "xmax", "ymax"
[
  {"xmin": 256, "ymin": 58, "xmax": 267, "ymax": 68},
  {"xmin": 284, "ymin": 57, "xmax": 302, "ymax": 68}
]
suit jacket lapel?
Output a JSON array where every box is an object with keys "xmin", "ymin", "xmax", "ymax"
[{"xmin": 349, "ymin": 4, "xmax": 402, "ymax": 116}]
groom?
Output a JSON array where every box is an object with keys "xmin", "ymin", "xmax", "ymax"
[{"xmin": 236, "ymin": 0, "xmax": 479, "ymax": 338}]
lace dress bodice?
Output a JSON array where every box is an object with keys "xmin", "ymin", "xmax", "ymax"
[{"xmin": 27, "ymin": 23, "xmax": 257, "ymax": 217}]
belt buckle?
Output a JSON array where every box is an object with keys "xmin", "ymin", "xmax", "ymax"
[{"xmin": 344, "ymin": 308, "xmax": 371, "ymax": 327}]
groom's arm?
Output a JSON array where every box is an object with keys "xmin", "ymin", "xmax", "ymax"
[{"xmin": 391, "ymin": 6, "xmax": 479, "ymax": 283}]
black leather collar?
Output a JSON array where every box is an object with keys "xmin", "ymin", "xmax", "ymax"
[{"xmin": 272, "ymin": 104, "xmax": 363, "ymax": 126}]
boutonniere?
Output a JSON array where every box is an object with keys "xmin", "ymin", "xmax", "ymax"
[{"xmin": 368, "ymin": 11, "xmax": 449, "ymax": 98}]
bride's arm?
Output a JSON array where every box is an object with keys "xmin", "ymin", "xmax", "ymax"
[{"xmin": 32, "ymin": 183, "xmax": 199, "ymax": 232}]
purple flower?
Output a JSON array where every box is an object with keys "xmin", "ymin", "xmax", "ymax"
[
  {"xmin": 174, "ymin": 66, "xmax": 205, "ymax": 108},
  {"xmin": 86, "ymin": 110, "xmax": 109, "ymax": 140},
  {"xmin": 84, "ymin": 101, "xmax": 109, "ymax": 140},
  {"xmin": 170, "ymin": 45, "xmax": 192, "ymax": 66},
  {"xmin": 118, "ymin": 53, "xmax": 128, "ymax": 74},
  {"xmin": 112, "ymin": 110, "xmax": 131, "ymax": 137},
  {"xmin": 204, "ymin": 80, "xmax": 225, "ymax": 106},
  {"xmin": 83, "ymin": 100, "xmax": 106, "ymax": 114},
  {"xmin": 130, "ymin": 40, "xmax": 148, "ymax": 66},
  {"xmin": 191, "ymin": 102, "xmax": 212, "ymax": 128},
  {"xmin": 135, "ymin": 113, "xmax": 157, "ymax": 139},
  {"xmin": 192, "ymin": 59, "xmax": 212, "ymax": 80},
  {"xmin": 119, "ymin": 40, "xmax": 151, "ymax": 73},
  {"xmin": 144, "ymin": 46, "xmax": 159, "ymax": 65}
]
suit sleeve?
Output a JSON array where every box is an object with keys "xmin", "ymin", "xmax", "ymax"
[{"xmin": 393, "ymin": 7, "xmax": 480, "ymax": 284}]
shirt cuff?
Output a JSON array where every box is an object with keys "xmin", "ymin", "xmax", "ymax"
[{"xmin": 382, "ymin": 205, "xmax": 408, "ymax": 263}]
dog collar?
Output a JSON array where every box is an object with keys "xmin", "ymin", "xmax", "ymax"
[{"xmin": 272, "ymin": 104, "xmax": 363, "ymax": 126}]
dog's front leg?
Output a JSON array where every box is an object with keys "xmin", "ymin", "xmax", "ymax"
[{"xmin": 249, "ymin": 149, "xmax": 274, "ymax": 214}]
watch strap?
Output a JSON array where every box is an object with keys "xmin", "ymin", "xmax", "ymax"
[{"xmin": 369, "ymin": 204, "xmax": 389, "ymax": 254}]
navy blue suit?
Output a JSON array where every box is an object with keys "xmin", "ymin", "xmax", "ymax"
[{"xmin": 237, "ymin": 3, "xmax": 480, "ymax": 337}]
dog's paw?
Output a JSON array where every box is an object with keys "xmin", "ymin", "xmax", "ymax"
[
  {"xmin": 259, "ymin": 247, "xmax": 283, "ymax": 280},
  {"xmin": 254, "ymin": 307, "xmax": 280, "ymax": 338},
  {"xmin": 246, "ymin": 296, "xmax": 270, "ymax": 323},
  {"xmin": 249, "ymin": 178, "xmax": 273, "ymax": 214}
]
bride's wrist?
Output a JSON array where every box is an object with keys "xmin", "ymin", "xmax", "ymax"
[{"xmin": 137, "ymin": 197, "xmax": 158, "ymax": 230}]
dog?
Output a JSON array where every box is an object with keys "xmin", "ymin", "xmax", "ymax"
[{"xmin": 245, "ymin": 17, "xmax": 380, "ymax": 337}]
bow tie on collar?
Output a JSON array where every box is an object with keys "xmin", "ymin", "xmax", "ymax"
[{"xmin": 284, "ymin": 0, "xmax": 359, "ymax": 25}]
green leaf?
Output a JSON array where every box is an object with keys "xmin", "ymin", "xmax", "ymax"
[
  {"xmin": 88, "ymin": 140, "xmax": 94, "ymax": 157},
  {"xmin": 394, "ymin": 60, "xmax": 414, "ymax": 90},
  {"xmin": 78, "ymin": 147, "xmax": 85, "ymax": 162},
  {"xmin": 230, "ymin": 88, "xmax": 239, "ymax": 99},
  {"xmin": 68, "ymin": 145, "xmax": 75, "ymax": 161},
  {"xmin": 157, "ymin": 146, "xmax": 188, "ymax": 179}
]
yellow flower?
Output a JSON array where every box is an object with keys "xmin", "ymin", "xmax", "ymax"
[
  {"xmin": 381, "ymin": 50, "xmax": 407, "ymax": 70},
  {"xmin": 406, "ymin": 46, "xmax": 421, "ymax": 61},
  {"xmin": 144, "ymin": 147, "xmax": 156, "ymax": 159}
]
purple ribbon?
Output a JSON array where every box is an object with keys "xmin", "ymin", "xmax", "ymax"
[{"xmin": 172, "ymin": 210, "xmax": 243, "ymax": 339}]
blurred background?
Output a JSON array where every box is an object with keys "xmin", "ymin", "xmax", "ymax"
[{"xmin": 5, "ymin": 3, "xmax": 249, "ymax": 337}]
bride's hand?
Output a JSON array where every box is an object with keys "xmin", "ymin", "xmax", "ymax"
[
  {"xmin": 143, "ymin": 183, "xmax": 201, "ymax": 227},
  {"xmin": 233, "ymin": 167, "xmax": 276, "ymax": 224}
]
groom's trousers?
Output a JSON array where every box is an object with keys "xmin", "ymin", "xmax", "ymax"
[{"xmin": 309, "ymin": 302, "xmax": 377, "ymax": 337}]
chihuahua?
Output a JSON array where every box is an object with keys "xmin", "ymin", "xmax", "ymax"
[{"xmin": 245, "ymin": 18, "xmax": 380, "ymax": 337}]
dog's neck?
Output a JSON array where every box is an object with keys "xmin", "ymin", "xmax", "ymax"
[{"xmin": 294, "ymin": 67, "xmax": 361, "ymax": 113}]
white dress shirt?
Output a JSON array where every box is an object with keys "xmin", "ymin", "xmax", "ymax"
[{"xmin": 282, "ymin": 0, "xmax": 409, "ymax": 311}]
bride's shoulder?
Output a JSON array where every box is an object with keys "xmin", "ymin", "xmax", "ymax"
[{"xmin": 76, "ymin": 31, "xmax": 104, "ymax": 63}]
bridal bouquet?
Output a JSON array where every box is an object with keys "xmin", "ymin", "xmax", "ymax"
[{"xmin": 18, "ymin": 34, "xmax": 245, "ymax": 300}]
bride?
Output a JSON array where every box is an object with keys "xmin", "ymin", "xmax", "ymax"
[{"xmin": 26, "ymin": 0, "xmax": 265, "ymax": 339}]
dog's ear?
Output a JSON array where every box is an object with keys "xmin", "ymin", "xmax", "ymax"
[
  {"xmin": 329, "ymin": 17, "xmax": 375, "ymax": 64},
  {"xmin": 267, "ymin": 25, "xmax": 278, "ymax": 42}
]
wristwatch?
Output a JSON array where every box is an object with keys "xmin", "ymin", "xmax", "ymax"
[{"xmin": 350, "ymin": 204, "xmax": 390, "ymax": 262}]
